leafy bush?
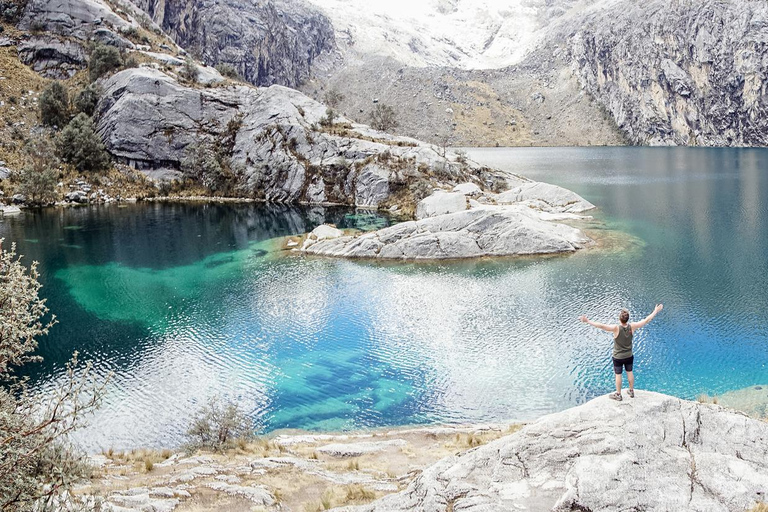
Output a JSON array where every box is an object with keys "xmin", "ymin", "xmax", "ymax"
[
  {"xmin": 39, "ymin": 81, "xmax": 70, "ymax": 129},
  {"xmin": 16, "ymin": 139, "xmax": 59, "ymax": 205},
  {"xmin": 88, "ymin": 44, "xmax": 123, "ymax": 82},
  {"xmin": 369, "ymin": 103, "xmax": 398, "ymax": 132},
  {"xmin": 181, "ymin": 138, "xmax": 239, "ymax": 193},
  {"xmin": 323, "ymin": 88, "xmax": 344, "ymax": 109},
  {"xmin": 319, "ymin": 107, "xmax": 337, "ymax": 127},
  {"xmin": 0, "ymin": 243, "xmax": 106, "ymax": 510},
  {"xmin": 56, "ymin": 113, "xmax": 111, "ymax": 172},
  {"xmin": 74, "ymin": 84, "xmax": 101, "ymax": 117},
  {"xmin": 179, "ymin": 58, "xmax": 199, "ymax": 83},
  {"xmin": 215, "ymin": 63, "xmax": 240, "ymax": 80},
  {"xmin": 185, "ymin": 397, "xmax": 254, "ymax": 452}
]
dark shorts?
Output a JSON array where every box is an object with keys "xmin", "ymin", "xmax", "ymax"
[{"xmin": 612, "ymin": 356, "xmax": 634, "ymax": 374}]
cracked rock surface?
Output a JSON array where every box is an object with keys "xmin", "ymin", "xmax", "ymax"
[{"xmin": 340, "ymin": 391, "xmax": 768, "ymax": 512}]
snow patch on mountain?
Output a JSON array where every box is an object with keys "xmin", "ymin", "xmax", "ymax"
[{"xmin": 305, "ymin": 0, "xmax": 592, "ymax": 69}]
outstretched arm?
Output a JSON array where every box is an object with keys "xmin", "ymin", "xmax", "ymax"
[
  {"xmin": 631, "ymin": 304, "xmax": 663, "ymax": 330},
  {"xmin": 579, "ymin": 315, "xmax": 617, "ymax": 333}
]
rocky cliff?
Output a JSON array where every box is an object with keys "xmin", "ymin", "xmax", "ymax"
[
  {"xmin": 94, "ymin": 67, "xmax": 508, "ymax": 207},
  {"xmin": 342, "ymin": 391, "xmax": 768, "ymax": 511},
  {"xmin": 130, "ymin": 0, "xmax": 337, "ymax": 87},
  {"xmin": 298, "ymin": 0, "xmax": 768, "ymax": 147},
  {"xmin": 567, "ymin": 0, "xmax": 768, "ymax": 146}
]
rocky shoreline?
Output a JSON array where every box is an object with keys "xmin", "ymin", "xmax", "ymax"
[{"xmin": 73, "ymin": 390, "xmax": 768, "ymax": 511}]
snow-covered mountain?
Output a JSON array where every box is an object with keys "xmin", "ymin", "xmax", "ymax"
[{"xmin": 305, "ymin": 0, "xmax": 587, "ymax": 68}]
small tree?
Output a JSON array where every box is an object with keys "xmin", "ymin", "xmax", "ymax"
[
  {"xmin": 56, "ymin": 113, "xmax": 111, "ymax": 172},
  {"xmin": 16, "ymin": 139, "xmax": 59, "ymax": 205},
  {"xmin": 215, "ymin": 63, "xmax": 240, "ymax": 80},
  {"xmin": 39, "ymin": 81, "xmax": 70, "ymax": 129},
  {"xmin": 319, "ymin": 107, "xmax": 337, "ymax": 127},
  {"xmin": 181, "ymin": 139, "xmax": 224, "ymax": 191},
  {"xmin": 185, "ymin": 397, "xmax": 254, "ymax": 452},
  {"xmin": 88, "ymin": 44, "xmax": 123, "ymax": 82},
  {"xmin": 369, "ymin": 103, "xmax": 398, "ymax": 132},
  {"xmin": 74, "ymin": 84, "xmax": 101, "ymax": 116},
  {"xmin": 323, "ymin": 88, "xmax": 344, "ymax": 109},
  {"xmin": 0, "ymin": 242, "xmax": 106, "ymax": 510},
  {"xmin": 179, "ymin": 58, "xmax": 199, "ymax": 83}
]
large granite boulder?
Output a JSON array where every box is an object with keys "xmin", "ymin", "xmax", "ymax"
[
  {"xmin": 18, "ymin": 0, "xmax": 135, "ymax": 39},
  {"xmin": 495, "ymin": 182, "xmax": 595, "ymax": 213},
  {"xmin": 17, "ymin": 35, "xmax": 87, "ymax": 78},
  {"xmin": 415, "ymin": 191, "xmax": 467, "ymax": 220},
  {"xmin": 302, "ymin": 205, "xmax": 591, "ymax": 260},
  {"xmin": 95, "ymin": 67, "xmax": 508, "ymax": 207},
  {"xmin": 342, "ymin": 391, "xmax": 768, "ymax": 511}
]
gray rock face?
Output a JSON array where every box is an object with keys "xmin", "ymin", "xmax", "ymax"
[
  {"xmin": 19, "ymin": 0, "xmax": 134, "ymax": 39},
  {"xmin": 415, "ymin": 191, "xmax": 467, "ymax": 220},
  {"xmin": 302, "ymin": 205, "xmax": 591, "ymax": 260},
  {"xmin": 569, "ymin": 0, "xmax": 768, "ymax": 146},
  {"xmin": 344, "ymin": 391, "xmax": 768, "ymax": 511},
  {"xmin": 495, "ymin": 182, "xmax": 595, "ymax": 214},
  {"xmin": 95, "ymin": 68, "xmax": 506, "ymax": 206},
  {"xmin": 17, "ymin": 35, "xmax": 88, "ymax": 78},
  {"xmin": 130, "ymin": 0, "xmax": 336, "ymax": 87}
]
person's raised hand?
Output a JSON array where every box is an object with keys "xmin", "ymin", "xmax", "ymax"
[
  {"xmin": 579, "ymin": 315, "xmax": 588, "ymax": 323},
  {"xmin": 655, "ymin": 304, "xmax": 664, "ymax": 313}
]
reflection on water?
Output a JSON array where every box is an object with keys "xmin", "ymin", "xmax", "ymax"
[{"xmin": 2, "ymin": 148, "xmax": 768, "ymax": 450}]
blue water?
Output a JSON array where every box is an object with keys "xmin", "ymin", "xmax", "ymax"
[{"xmin": 2, "ymin": 147, "xmax": 767, "ymax": 451}]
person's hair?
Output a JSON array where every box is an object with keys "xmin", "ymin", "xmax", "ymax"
[{"xmin": 619, "ymin": 309, "xmax": 630, "ymax": 324}]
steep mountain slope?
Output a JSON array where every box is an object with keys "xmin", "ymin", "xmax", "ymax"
[
  {"xmin": 130, "ymin": 0, "xmax": 337, "ymax": 87},
  {"xmin": 568, "ymin": 0, "xmax": 768, "ymax": 146},
  {"xmin": 302, "ymin": 0, "xmax": 768, "ymax": 147}
]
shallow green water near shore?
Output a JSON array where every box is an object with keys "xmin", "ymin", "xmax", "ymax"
[{"xmin": 3, "ymin": 147, "xmax": 768, "ymax": 450}]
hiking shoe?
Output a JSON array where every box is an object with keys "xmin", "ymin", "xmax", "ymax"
[
  {"xmin": 608, "ymin": 392, "xmax": 623, "ymax": 401},
  {"xmin": 628, "ymin": 389, "xmax": 635, "ymax": 398}
]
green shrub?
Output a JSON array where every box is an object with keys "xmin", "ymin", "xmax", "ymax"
[
  {"xmin": 0, "ymin": 243, "xmax": 106, "ymax": 510},
  {"xmin": 179, "ymin": 58, "xmax": 199, "ymax": 83},
  {"xmin": 56, "ymin": 113, "xmax": 111, "ymax": 172},
  {"xmin": 185, "ymin": 397, "xmax": 254, "ymax": 452},
  {"xmin": 74, "ymin": 84, "xmax": 101, "ymax": 116},
  {"xmin": 369, "ymin": 103, "xmax": 398, "ymax": 132},
  {"xmin": 181, "ymin": 138, "xmax": 239, "ymax": 193},
  {"xmin": 16, "ymin": 139, "xmax": 59, "ymax": 205},
  {"xmin": 215, "ymin": 63, "xmax": 240, "ymax": 80},
  {"xmin": 323, "ymin": 88, "xmax": 344, "ymax": 109},
  {"xmin": 39, "ymin": 81, "xmax": 70, "ymax": 129},
  {"xmin": 88, "ymin": 44, "xmax": 123, "ymax": 82},
  {"xmin": 319, "ymin": 107, "xmax": 337, "ymax": 127}
]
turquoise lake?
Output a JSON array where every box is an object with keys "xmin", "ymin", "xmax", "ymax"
[{"xmin": 2, "ymin": 147, "xmax": 768, "ymax": 451}]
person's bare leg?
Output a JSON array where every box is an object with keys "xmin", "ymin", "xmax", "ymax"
[
  {"xmin": 627, "ymin": 371, "xmax": 635, "ymax": 397},
  {"xmin": 615, "ymin": 372, "xmax": 622, "ymax": 394}
]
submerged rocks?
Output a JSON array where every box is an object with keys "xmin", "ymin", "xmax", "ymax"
[
  {"xmin": 303, "ymin": 205, "xmax": 591, "ymax": 260},
  {"xmin": 344, "ymin": 391, "xmax": 768, "ymax": 512}
]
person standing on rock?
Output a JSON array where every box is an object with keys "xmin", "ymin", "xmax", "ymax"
[{"xmin": 579, "ymin": 304, "xmax": 663, "ymax": 401}]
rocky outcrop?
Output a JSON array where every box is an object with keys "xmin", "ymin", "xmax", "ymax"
[
  {"xmin": 17, "ymin": 35, "xmax": 88, "ymax": 78},
  {"xmin": 18, "ymin": 0, "xmax": 135, "ymax": 39},
  {"xmin": 343, "ymin": 391, "xmax": 768, "ymax": 511},
  {"xmin": 130, "ymin": 0, "xmax": 336, "ymax": 87},
  {"xmin": 301, "ymin": 205, "xmax": 592, "ymax": 260},
  {"xmin": 95, "ymin": 67, "xmax": 508, "ymax": 206},
  {"xmin": 568, "ymin": 0, "xmax": 768, "ymax": 146}
]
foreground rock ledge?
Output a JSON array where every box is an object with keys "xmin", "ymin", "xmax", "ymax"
[{"xmin": 340, "ymin": 391, "xmax": 768, "ymax": 512}]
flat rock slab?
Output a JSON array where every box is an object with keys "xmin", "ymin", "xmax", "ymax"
[
  {"xmin": 302, "ymin": 205, "xmax": 591, "ymax": 260},
  {"xmin": 316, "ymin": 439, "xmax": 408, "ymax": 457},
  {"xmin": 341, "ymin": 391, "xmax": 768, "ymax": 512}
]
